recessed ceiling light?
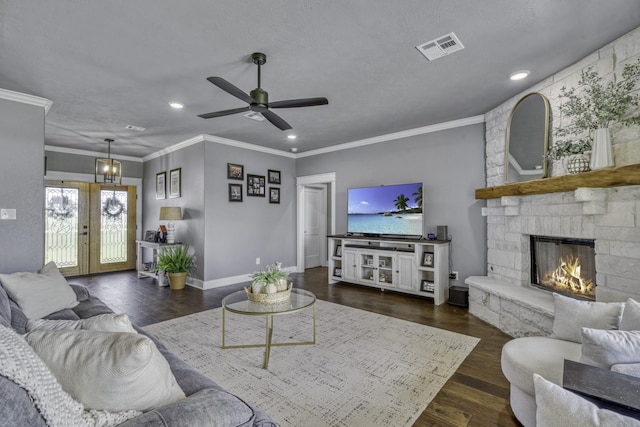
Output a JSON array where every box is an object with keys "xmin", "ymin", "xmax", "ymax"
[
  {"xmin": 169, "ymin": 102, "xmax": 184, "ymax": 109},
  {"xmin": 287, "ymin": 134, "xmax": 297, "ymax": 140},
  {"xmin": 509, "ymin": 70, "xmax": 530, "ymax": 81},
  {"xmin": 291, "ymin": 147, "xmax": 298, "ymax": 153}
]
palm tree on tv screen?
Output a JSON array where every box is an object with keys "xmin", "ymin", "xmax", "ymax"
[
  {"xmin": 412, "ymin": 186, "xmax": 423, "ymax": 208},
  {"xmin": 394, "ymin": 194, "xmax": 409, "ymax": 212}
]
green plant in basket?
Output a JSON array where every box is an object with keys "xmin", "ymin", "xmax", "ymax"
[
  {"xmin": 153, "ymin": 245, "xmax": 196, "ymax": 274},
  {"xmin": 250, "ymin": 263, "xmax": 290, "ymax": 294}
]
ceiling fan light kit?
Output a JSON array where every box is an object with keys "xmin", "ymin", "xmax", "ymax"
[{"xmin": 198, "ymin": 52, "xmax": 328, "ymax": 131}]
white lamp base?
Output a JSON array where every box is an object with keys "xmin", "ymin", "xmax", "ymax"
[{"xmin": 166, "ymin": 222, "xmax": 176, "ymax": 244}]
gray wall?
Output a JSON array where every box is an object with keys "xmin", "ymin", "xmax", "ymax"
[
  {"xmin": 143, "ymin": 143, "xmax": 206, "ymax": 280},
  {"xmin": 45, "ymin": 150, "xmax": 143, "ymax": 178},
  {"xmin": 296, "ymin": 123, "xmax": 488, "ymax": 284},
  {"xmin": 0, "ymin": 99, "xmax": 45, "ymax": 273},
  {"xmin": 142, "ymin": 141, "xmax": 296, "ymax": 283}
]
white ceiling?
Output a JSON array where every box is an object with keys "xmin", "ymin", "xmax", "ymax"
[{"xmin": 1, "ymin": 1, "xmax": 639, "ymax": 158}]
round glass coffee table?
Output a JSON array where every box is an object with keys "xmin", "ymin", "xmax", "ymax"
[{"xmin": 221, "ymin": 288, "xmax": 316, "ymax": 369}]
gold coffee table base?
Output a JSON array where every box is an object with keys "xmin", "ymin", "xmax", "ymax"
[{"xmin": 221, "ymin": 289, "xmax": 316, "ymax": 369}]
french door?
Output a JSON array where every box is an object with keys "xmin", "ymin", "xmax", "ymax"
[{"xmin": 44, "ymin": 181, "xmax": 136, "ymax": 276}]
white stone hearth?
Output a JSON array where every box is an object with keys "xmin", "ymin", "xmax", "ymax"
[{"xmin": 466, "ymin": 276, "xmax": 554, "ymax": 337}]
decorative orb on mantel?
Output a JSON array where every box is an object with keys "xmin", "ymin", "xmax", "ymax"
[{"xmin": 567, "ymin": 154, "xmax": 591, "ymax": 174}]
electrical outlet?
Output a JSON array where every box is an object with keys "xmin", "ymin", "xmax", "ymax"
[
  {"xmin": 256, "ymin": 257, "xmax": 260, "ymax": 265},
  {"xmin": 449, "ymin": 271, "xmax": 459, "ymax": 280},
  {"xmin": 0, "ymin": 209, "xmax": 16, "ymax": 220}
]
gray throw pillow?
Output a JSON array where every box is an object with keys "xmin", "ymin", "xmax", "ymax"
[
  {"xmin": 581, "ymin": 328, "xmax": 640, "ymax": 369},
  {"xmin": 550, "ymin": 293, "xmax": 624, "ymax": 343},
  {"xmin": 0, "ymin": 262, "xmax": 78, "ymax": 319},
  {"xmin": 25, "ymin": 330, "xmax": 186, "ymax": 412},
  {"xmin": 620, "ymin": 298, "xmax": 640, "ymax": 331}
]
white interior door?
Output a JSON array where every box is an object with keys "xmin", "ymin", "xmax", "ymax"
[{"xmin": 304, "ymin": 186, "xmax": 326, "ymax": 268}]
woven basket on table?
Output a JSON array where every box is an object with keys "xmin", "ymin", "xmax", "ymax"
[{"xmin": 244, "ymin": 284, "xmax": 292, "ymax": 304}]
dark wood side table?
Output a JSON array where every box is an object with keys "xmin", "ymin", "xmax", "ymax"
[{"xmin": 563, "ymin": 359, "xmax": 640, "ymax": 419}]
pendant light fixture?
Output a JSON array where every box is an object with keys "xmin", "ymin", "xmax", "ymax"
[{"xmin": 95, "ymin": 138, "xmax": 122, "ymax": 185}]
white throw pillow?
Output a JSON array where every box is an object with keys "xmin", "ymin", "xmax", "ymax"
[
  {"xmin": 26, "ymin": 313, "xmax": 136, "ymax": 333},
  {"xmin": 581, "ymin": 328, "xmax": 640, "ymax": 369},
  {"xmin": 620, "ymin": 299, "xmax": 640, "ymax": 331},
  {"xmin": 551, "ymin": 293, "xmax": 624, "ymax": 343},
  {"xmin": 0, "ymin": 262, "xmax": 78, "ymax": 319},
  {"xmin": 0, "ymin": 325, "xmax": 140, "ymax": 427},
  {"xmin": 612, "ymin": 363, "xmax": 640, "ymax": 379},
  {"xmin": 25, "ymin": 330, "xmax": 185, "ymax": 412},
  {"xmin": 534, "ymin": 374, "xmax": 640, "ymax": 427}
]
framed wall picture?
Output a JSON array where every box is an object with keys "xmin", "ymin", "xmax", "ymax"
[
  {"xmin": 144, "ymin": 230, "xmax": 157, "ymax": 242},
  {"xmin": 422, "ymin": 252, "xmax": 434, "ymax": 267},
  {"xmin": 227, "ymin": 163, "xmax": 244, "ymax": 180},
  {"xmin": 268, "ymin": 169, "xmax": 281, "ymax": 184},
  {"xmin": 229, "ymin": 183, "xmax": 243, "ymax": 202},
  {"xmin": 269, "ymin": 187, "xmax": 280, "ymax": 204},
  {"xmin": 247, "ymin": 174, "xmax": 265, "ymax": 197},
  {"xmin": 169, "ymin": 168, "xmax": 181, "ymax": 198},
  {"xmin": 156, "ymin": 172, "xmax": 166, "ymax": 200}
]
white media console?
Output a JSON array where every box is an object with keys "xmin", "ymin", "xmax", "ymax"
[{"xmin": 327, "ymin": 235, "xmax": 450, "ymax": 305}]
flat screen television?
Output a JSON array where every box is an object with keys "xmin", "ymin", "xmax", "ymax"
[{"xmin": 347, "ymin": 182, "xmax": 423, "ymax": 238}]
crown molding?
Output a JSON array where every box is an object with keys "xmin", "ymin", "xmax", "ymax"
[
  {"xmin": 296, "ymin": 115, "xmax": 485, "ymax": 158},
  {"xmin": 142, "ymin": 114, "xmax": 485, "ymax": 162},
  {"xmin": 143, "ymin": 134, "xmax": 297, "ymax": 161},
  {"xmin": 0, "ymin": 88, "xmax": 53, "ymax": 114},
  {"xmin": 45, "ymin": 144, "xmax": 143, "ymax": 162}
]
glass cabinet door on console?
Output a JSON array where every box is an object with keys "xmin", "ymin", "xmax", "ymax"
[{"xmin": 359, "ymin": 253, "xmax": 396, "ymax": 288}]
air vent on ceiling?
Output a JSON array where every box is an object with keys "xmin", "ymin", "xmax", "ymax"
[
  {"xmin": 416, "ymin": 32, "xmax": 464, "ymax": 61},
  {"xmin": 125, "ymin": 124, "xmax": 146, "ymax": 132},
  {"xmin": 244, "ymin": 112, "xmax": 265, "ymax": 121}
]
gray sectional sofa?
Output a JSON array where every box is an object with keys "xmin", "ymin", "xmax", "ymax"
[{"xmin": 0, "ymin": 282, "xmax": 277, "ymax": 427}]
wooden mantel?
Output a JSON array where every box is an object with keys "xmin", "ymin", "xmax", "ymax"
[{"xmin": 475, "ymin": 164, "xmax": 640, "ymax": 199}]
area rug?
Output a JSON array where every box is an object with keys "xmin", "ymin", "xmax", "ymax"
[{"xmin": 144, "ymin": 300, "xmax": 479, "ymax": 427}]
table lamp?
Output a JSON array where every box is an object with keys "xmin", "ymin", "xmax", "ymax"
[{"xmin": 159, "ymin": 207, "xmax": 182, "ymax": 244}]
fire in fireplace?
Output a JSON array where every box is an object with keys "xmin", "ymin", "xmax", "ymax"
[{"xmin": 530, "ymin": 236, "xmax": 596, "ymax": 300}]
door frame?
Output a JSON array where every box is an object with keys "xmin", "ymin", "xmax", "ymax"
[
  {"xmin": 296, "ymin": 172, "xmax": 336, "ymax": 273},
  {"xmin": 44, "ymin": 171, "xmax": 143, "ymax": 247},
  {"xmin": 303, "ymin": 185, "xmax": 327, "ymax": 269}
]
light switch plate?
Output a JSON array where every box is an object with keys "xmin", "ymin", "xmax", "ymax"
[{"xmin": 0, "ymin": 209, "xmax": 16, "ymax": 220}]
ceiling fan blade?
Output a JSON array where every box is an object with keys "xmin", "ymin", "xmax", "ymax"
[
  {"xmin": 269, "ymin": 97, "xmax": 328, "ymax": 109},
  {"xmin": 206, "ymin": 77, "xmax": 253, "ymax": 104},
  {"xmin": 262, "ymin": 110, "xmax": 292, "ymax": 131},
  {"xmin": 198, "ymin": 106, "xmax": 250, "ymax": 119}
]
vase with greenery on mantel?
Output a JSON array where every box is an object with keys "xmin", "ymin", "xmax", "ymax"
[{"xmin": 552, "ymin": 58, "xmax": 640, "ymax": 172}]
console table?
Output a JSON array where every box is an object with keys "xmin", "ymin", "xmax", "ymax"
[
  {"xmin": 563, "ymin": 359, "xmax": 640, "ymax": 419},
  {"xmin": 136, "ymin": 240, "xmax": 183, "ymax": 286}
]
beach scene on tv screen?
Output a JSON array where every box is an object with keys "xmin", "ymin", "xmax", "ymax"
[{"xmin": 348, "ymin": 183, "xmax": 423, "ymax": 235}]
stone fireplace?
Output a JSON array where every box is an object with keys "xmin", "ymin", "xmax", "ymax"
[
  {"xmin": 466, "ymin": 185, "xmax": 640, "ymax": 337},
  {"xmin": 530, "ymin": 235, "xmax": 595, "ymax": 301}
]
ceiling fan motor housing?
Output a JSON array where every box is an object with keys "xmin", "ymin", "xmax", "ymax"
[{"xmin": 250, "ymin": 88, "xmax": 268, "ymax": 109}]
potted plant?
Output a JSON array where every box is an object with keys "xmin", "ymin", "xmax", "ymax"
[
  {"xmin": 250, "ymin": 263, "xmax": 290, "ymax": 295},
  {"xmin": 154, "ymin": 245, "xmax": 196, "ymax": 290},
  {"xmin": 553, "ymin": 59, "xmax": 640, "ymax": 170}
]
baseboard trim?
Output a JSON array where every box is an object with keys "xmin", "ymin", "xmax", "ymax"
[{"xmin": 195, "ymin": 265, "xmax": 298, "ymax": 290}]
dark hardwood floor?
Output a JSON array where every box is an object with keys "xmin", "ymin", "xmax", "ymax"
[{"xmin": 71, "ymin": 267, "xmax": 520, "ymax": 427}]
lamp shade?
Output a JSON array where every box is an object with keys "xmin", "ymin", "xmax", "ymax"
[{"xmin": 159, "ymin": 207, "xmax": 182, "ymax": 221}]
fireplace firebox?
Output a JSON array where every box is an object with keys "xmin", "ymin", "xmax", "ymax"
[{"xmin": 530, "ymin": 236, "xmax": 596, "ymax": 300}]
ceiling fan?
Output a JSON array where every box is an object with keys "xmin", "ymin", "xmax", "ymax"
[{"xmin": 198, "ymin": 52, "xmax": 328, "ymax": 131}]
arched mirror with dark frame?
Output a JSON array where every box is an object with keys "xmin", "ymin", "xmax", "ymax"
[{"xmin": 505, "ymin": 92, "xmax": 550, "ymax": 183}]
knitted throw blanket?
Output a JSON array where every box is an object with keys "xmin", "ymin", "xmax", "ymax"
[{"xmin": 0, "ymin": 325, "xmax": 140, "ymax": 427}]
